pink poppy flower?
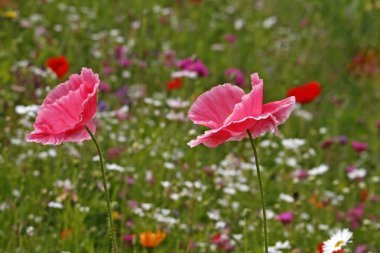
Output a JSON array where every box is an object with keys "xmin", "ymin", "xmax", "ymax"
[
  {"xmin": 26, "ymin": 68, "xmax": 100, "ymax": 145},
  {"xmin": 188, "ymin": 73, "xmax": 295, "ymax": 147}
]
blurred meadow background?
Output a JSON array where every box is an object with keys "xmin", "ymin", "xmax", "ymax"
[{"xmin": 1, "ymin": 0, "xmax": 380, "ymax": 252}]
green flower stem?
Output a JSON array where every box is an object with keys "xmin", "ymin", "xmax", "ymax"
[
  {"xmin": 86, "ymin": 126, "xmax": 118, "ymax": 253},
  {"xmin": 246, "ymin": 130, "xmax": 268, "ymax": 253},
  {"xmin": 243, "ymin": 209, "xmax": 251, "ymax": 253}
]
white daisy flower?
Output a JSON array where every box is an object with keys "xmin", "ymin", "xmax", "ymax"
[{"xmin": 323, "ymin": 229, "xmax": 353, "ymax": 253}]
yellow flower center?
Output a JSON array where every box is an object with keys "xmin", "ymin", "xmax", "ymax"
[
  {"xmin": 334, "ymin": 240, "xmax": 345, "ymax": 248},
  {"xmin": 2, "ymin": 11, "xmax": 17, "ymax": 19}
]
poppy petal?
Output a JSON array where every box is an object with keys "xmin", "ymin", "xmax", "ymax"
[
  {"xmin": 188, "ymin": 84, "xmax": 244, "ymax": 129},
  {"xmin": 188, "ymin": 114, "xmax": 278, "ymax": 148},
  {"xmin": 224, "ymin": 73, "xmax": 263, "ymax": 124},
  {"xmin": 26, "ymin": 120, "xmax": 95, "ymax": 145},
  {"xmin": 262, "ymin": 96, "xmax": 296, "ymax": 125}
]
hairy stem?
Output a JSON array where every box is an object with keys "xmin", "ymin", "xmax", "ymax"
[
  {"xmin": 246, "ymin": 130, "xmax": 268, "ymax": 253},
  {"xmin": 86, "ymin": 126, "xmax": 118, "ymax": 253}
]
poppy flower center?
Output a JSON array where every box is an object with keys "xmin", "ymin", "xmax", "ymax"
[{"xmin": 334, "ymin": 240, "xmax": 344, "ymax": 248}]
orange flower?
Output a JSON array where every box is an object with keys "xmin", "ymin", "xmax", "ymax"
[
  {"xmin": 360, "ymin": 189, "xmax": 369, "ymax": 203},
  {"xmin": 309, "ymin": 193, "xmax": 328, "ymax": 208},
  {"xmin": 139, "ymin": 231, "xmax": 166, "ymax": 248},
  {"xmin": 60, "ymin": 228, "xmax": 73, "ymax": 239}
]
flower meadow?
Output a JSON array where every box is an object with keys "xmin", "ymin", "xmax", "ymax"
[{"xmin": 1, "ymin": 0, "xmax": 380, "ymax": 252}]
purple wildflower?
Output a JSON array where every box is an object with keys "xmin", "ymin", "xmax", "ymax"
[
  {"xmin": 276, "ymin": 211, "xmax": 294, "ymax": 225},
  {"xmin": 352, "ymin": 141, "xmax": 368, "ymax": 153},
  {"xmin": 224, "ymin": 68, "xmax": 246, "ymax": 87},
  {"xmin": 177, "ymin": 57, "xmax": 208, "ymax": 77}
]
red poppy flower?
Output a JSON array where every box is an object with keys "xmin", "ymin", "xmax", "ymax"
[
  {"xmin": 211, "ymin": 233, "xmax": 221, "ymax": 244},
  {"xmin": 167, "ymin": 78, "xmax": 182, "ymax": 90},
  {"xmin": 46, "ymin": 56, "xmax": 69, "ymax": 78},
  {"xmin": 287, "ymin": 81, "xmax": 321, "ymax": 104},
  {"xmin": 211, "ymin": 233, "xmax": 235, "ymax": 251}
]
